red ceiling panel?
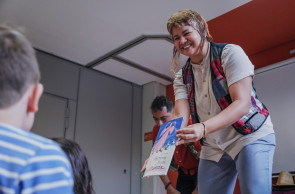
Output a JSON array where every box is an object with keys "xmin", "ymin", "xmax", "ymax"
[{"xmin": 208, "ymin": 0, "xmax": 295, "ymax": 68}]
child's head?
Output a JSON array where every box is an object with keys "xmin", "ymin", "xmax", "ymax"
[
  {"xmin": 167, "ymin": 9, "xmax": 212, "ymax": 73},
  {"xmin": 0, "ymin": 24, "xmax": 40, "ymax": 108},
  {"xmin": 51, "ymin": 138, "xmax": 94, "ymax": 194},
  {"xmin": 0, "ymin": 24, "xmax": 43, "ymax": 130}
]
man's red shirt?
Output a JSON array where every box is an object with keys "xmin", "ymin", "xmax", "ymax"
[{"xmin": 152, "ymin": 120, "xmax": 201, "ymax": 174}]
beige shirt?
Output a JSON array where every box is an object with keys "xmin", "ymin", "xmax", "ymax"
[{"xmin": 174, "ymin": 44, "xmax": 274, "ymax": 162}]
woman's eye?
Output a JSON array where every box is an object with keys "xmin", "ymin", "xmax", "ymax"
[{"xmin": 174, "ymin": 37, "xmax": 179, "ymax": 41}]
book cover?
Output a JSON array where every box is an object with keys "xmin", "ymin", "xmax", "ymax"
[{"xmin": 143, "ymin": 117, "xmax": 183, "ymax": 177}]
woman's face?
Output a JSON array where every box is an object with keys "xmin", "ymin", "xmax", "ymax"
[{"xmin": 172, "ymin": 25, "xmax": 204, "ymax": 62}]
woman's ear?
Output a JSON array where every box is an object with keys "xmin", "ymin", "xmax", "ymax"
[{"xmin": 28, "ymin": 83, "xmax": 44, "ymax": 113}]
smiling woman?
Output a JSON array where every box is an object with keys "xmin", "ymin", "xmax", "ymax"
[{"xmin": 167, "ymin": 9, "xmax": 276, "ymax": 194}]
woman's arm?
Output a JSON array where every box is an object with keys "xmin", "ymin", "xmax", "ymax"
[
  {"xmin": 176, "ymin": 76, "xmax": 252, "ymax": 145},
  {"xmin": 173, "ymin": 98, "xmax": 191, "ymax": 128}
]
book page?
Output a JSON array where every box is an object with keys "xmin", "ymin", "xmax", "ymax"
[{"xmin": 143, "ymin": 117, "xmax": 183, "ymax": 177}]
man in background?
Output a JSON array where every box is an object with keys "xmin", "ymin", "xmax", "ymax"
[
  {"xmin": 0, "ymin": 24, "xmax": 74, "ymax": 193},
  {"xmin": 142, "ymin": 96, "xmax": 201, "ymax": 194}
]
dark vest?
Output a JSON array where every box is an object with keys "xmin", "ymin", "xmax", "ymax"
[{"xmin": 182, "ymin": 42, "xmax": 269, "ymax": 135}]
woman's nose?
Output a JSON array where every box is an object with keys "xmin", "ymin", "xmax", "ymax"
[{"xmin": 180, "ymin": 36, "xmax": 187, "ymax": 43}]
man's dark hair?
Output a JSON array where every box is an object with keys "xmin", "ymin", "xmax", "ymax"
[{"xmin": 151, "ymin": 96, "xmax": 173, "ymax": 113}]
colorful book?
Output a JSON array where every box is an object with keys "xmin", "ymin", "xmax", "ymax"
[{"xmin": 143, "ymin": 117, "xmax": 183, "ymax": 177}]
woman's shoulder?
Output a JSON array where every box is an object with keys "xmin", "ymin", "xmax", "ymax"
[
  {"xmin": 175, "ymin": 68, "xmax": 183, "ymax": 75},
  {"xmin": 221, "ymin": 43, "xmax": 249, "ymax": 62},
  {"xmin": 223, "ymin": 43, "xmax": 244, "ymax": 54}
]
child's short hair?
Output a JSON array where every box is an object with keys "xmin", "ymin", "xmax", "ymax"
[{"xmin": 0, "ymin": 24, "xmax": 40, "ymax": 108}]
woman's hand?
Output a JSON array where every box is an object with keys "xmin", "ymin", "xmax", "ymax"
[{"xmin": 176, "ymin": 123, "xmax": 204, "ymax": 145}]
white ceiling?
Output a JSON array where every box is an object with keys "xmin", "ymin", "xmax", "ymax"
[{"xmin": 0, "ymin": 0, "xmax": 251, "ymax": 85}]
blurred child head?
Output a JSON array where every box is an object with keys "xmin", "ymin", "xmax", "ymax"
[
  {"xmin": 52, "ymin": 138, "xmax": 94, "ymax": 194},
  {"xmin": 0, "ymin": 24, "xmax": 43, "ymax": 130}
]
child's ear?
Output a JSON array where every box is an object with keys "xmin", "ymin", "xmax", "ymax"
[{"xmin": 28, "ymin": 83, "xmax": 44, "ymax": 113}]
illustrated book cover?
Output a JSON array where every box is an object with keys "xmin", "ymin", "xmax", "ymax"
[{"xmin": 143, "ymin": 117, "xmax": 183, "ymax": 177}]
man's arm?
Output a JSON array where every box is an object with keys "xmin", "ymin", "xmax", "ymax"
[{"xmin": 159, "ymin": 175, "xmax": 180, "ymax": 194}]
